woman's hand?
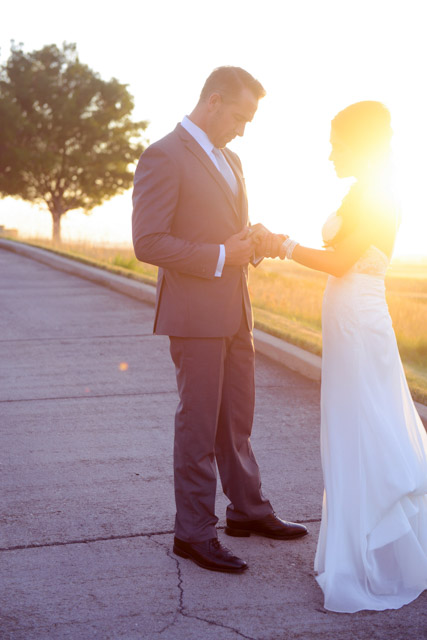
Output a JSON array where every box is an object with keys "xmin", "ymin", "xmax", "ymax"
[
  {"xmin": 248, "ymin": 226, "xmax": 288, "ymax": 259},
  {"xmin": 257, "ymin": 233, "xmax": 288, "ymax": 258}
]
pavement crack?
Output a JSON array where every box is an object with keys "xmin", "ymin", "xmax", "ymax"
[
  {"xmin": 151, "ymin": 538, "xmax": 183, "ymax": 634},
  {"xmin": 0, "ymin": 333, "xmax": 154, "ymax": 343},
  {"xmin": 0, "ymin": 529, "xmax": 175, "ymax": 553},
  {"xmin": 0, "ymin": 390, "xmax": 177, "ymax": 404},
  {"xmin": 0, "ymin": 520, "xmax": 320, "ymax": 553},
  {"xmin": 153, "ymin": 537, "xmax": 257, "ymax": 640}
]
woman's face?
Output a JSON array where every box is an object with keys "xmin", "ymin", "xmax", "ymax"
[{"xmin": 329, "ymin": 128, "xmax": 359, "ymax": 178}]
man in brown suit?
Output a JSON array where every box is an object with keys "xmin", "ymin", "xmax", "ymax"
[{"xmin": 132, "ymin": 67, "xmax": 307, "ymax": 573}]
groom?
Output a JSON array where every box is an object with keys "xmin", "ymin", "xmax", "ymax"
[{"xmin": 132, "ymin": 66, "xmax": 307, "ymax": 573}]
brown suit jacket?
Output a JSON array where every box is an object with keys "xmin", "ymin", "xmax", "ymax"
[{"xmin": 132, "ymin": 123, "xmax": 253, "ymax": 337}]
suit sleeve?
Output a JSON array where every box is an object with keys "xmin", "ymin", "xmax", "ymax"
[{"xmin": 132, "ymin": 145, "xmax": 220, "ymax": 279}]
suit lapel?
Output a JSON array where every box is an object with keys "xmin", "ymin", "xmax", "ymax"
[{"xmin": 177, "ymin": 125, "xmax": 242, "ymax": 220}]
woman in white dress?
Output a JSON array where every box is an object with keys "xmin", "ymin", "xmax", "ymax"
[{"xmin": 279, "ymin": 101, "xmax": 427, "ymax": 613}]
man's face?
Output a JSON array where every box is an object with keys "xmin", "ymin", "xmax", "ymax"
[{"xmin": 207, "ymin": 87, "xmax": 259, "ymax": 148}]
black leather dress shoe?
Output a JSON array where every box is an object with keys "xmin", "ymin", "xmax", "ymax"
[
  {"xmin": 173, "ymin": 536, "xmax": 248, "ymax": 573},
  {"xmin": 225, "ymin": 513, "xmax": 308, "ymax": 539}
]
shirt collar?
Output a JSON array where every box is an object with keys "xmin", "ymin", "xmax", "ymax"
[{"xmin": 181, "ymin": 115, "xmax": 215, "ymax": 155}]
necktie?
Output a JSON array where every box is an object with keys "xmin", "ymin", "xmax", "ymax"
[{"xmin": 212, "ymin": 148, "xmax": 238, "ymax": 196}]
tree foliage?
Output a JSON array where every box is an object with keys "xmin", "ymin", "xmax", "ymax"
[{"xmin": 0, "ymin": 42, "xmax": 147, "ymax": 242}]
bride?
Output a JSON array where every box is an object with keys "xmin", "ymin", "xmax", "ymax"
[{"xmin": 278, "ymin": 101, "xmax": 427, "ymax": 612}]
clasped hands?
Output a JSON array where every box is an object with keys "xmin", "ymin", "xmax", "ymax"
[{"xmin": 224, "ymin": 223, "xmax": 287, "ymax": 266}]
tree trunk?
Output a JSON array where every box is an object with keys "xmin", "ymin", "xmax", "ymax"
[{"xmin": 51, "ymin": 211, "xmax": 62, "ymax": 244}]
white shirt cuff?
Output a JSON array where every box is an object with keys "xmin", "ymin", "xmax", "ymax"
[{"xmin": 215, "ymin": 244, "xmax": 226, "ymax": 277}]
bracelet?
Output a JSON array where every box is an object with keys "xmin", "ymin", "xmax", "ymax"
[{"xmin": 281, "ymin": 237, "xmax": 299, "ymax": 260}]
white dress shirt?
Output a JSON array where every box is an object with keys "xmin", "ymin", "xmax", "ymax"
[{"xmin": 180, "ymin": 116, "xmax": 229, "ymax": 277}]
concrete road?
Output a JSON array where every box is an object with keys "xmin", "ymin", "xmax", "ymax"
[{"xmin": 0, "ymin": 247, "xmax": 426, "ymax": 640}]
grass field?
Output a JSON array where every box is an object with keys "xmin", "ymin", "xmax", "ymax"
[{"xmin": 16, "ymin": 237, "xmax": 427, "ymax": 405}]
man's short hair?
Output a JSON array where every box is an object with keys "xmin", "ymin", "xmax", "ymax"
[{"xmin": 199, "ymin": 66, "xmax": 266, "ymax": 102}]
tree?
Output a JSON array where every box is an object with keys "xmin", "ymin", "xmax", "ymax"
[{"xmin": 0, "ymin": 42, "xmax": 148, "ymax": 243}]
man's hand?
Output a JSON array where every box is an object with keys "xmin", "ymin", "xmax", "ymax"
[{"xmin": 224, "ymin": 229, "xmax": 256, "ymax": 266}]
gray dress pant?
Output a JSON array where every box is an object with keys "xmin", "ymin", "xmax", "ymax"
[{"xmin": 169, "ymin": 312, "xmax": 272, "ymax": 542}]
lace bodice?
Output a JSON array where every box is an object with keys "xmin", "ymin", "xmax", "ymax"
[
  {"xmin": 322, "ymin": 214, "xmax": 390, "ymax": 277},
  {"xmin": 350, "ymin": 245, "xmax": 389, "ymax": 277}
]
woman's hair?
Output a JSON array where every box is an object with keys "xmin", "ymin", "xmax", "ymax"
[
  {"xmin": 328, "ymin": 101, "xmax": 396, "ymax": 246},
  {"xmin": 199, "ymin": 66, "xmax": 266, "ymax": 103},
  {"xmin": 332, "ymin": 100, "xmax": 393, "ymax": 169}
]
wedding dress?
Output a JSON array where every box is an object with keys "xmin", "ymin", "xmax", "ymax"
[{"xmin": 315, "ymin": 240, "xmax": 427, "ymax": 613}]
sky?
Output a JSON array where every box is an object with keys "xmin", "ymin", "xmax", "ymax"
[{"xmin": 1, "ymin": 0, "xmax": 427, "ymax": 259}]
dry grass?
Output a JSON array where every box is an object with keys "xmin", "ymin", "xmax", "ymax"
[
  {"xmin": 251, "ymin": 259, "xmax": 427, "ymax": 368},
  {"xmin": 23, "ymin": 238, "xmax": 158, "ymax": 284},
  {"xmin": 19, "ymin": 237, "xmax": 427, "ymax": 404}
]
